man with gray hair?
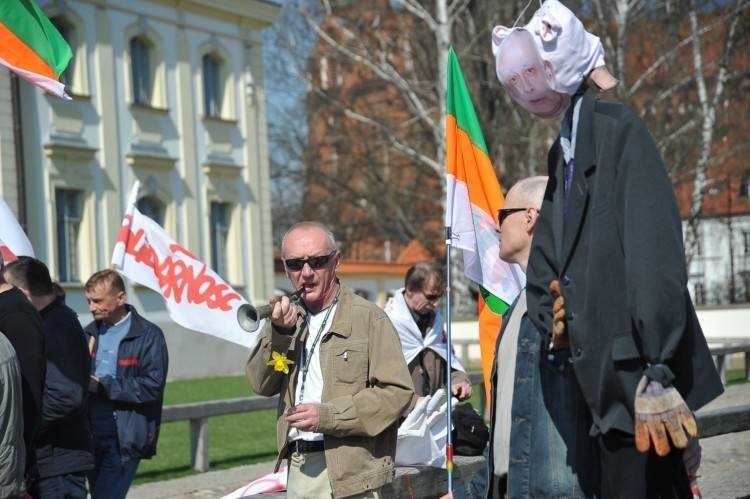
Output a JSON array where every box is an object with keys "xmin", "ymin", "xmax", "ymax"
[
  {"xmin": 488, "ymin": 176, "xmax": 599, "ymax": 498},
  {"xmin": 246, "ymin": 221, "xmax": 413, "ymax": 498},
  {"xmin": 492, "ymin": 1, "xmax": 722, "ymax": 495}
]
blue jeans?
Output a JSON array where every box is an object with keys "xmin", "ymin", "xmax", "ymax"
[
  {"xmin": 507, "ymin": 319, "xmax": 600, "ymax": 498},
  {"xmin": 452, "ymin": 444, "xmax": 490, "ymax": 499},
  {"xmin": 30, "ymin": 472, "xmax": 87, "ymax": 499},
  {"xmin": 87, "ymin": 435, "xmax": 140, "ymax": 499}
]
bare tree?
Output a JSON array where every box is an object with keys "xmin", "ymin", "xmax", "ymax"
[{"xmin": 263, "ymin": 0, "xmax": 749, "ymax": 310}]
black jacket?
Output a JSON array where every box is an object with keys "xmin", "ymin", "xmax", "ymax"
[
  {"xmin": 526, "ymin": 89, "xmax": 723, "ymax": 436},
  {"xmin": 84, "ymin": 305, "xmax": 169, "ymax": 462},
  {"xmin": 36, "ymin": 297, "xmax": 94, "ymax": 478},
  {"xmin": 0, "ymin": 286, "xmax": 46, "ymax": 475}
]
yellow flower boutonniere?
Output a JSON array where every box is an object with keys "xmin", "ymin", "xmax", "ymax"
[{"xmin": 267, "ymin": 351, "xmax": 295, "ymax": 374}]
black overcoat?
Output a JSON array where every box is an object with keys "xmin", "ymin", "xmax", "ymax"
[{"xmin": 526, "ymin": 88, "xmax": 723, "ymax": 436}]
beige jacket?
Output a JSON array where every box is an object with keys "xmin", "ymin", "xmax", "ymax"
[{"xmin": 246, "ymin": 283, "xmax": 414, "ymax": 498}]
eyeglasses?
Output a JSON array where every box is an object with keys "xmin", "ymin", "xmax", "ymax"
[
  {"xmin": 422, "ymin": 291, "xmax": 444, "ymax": 301},
  {"xmin": 497, "ymin": 207, "xmax": 536, "ymax": 226},
  {"xmin": 283, "ymin": 251, "xmax": 337, "ymax": 271}
]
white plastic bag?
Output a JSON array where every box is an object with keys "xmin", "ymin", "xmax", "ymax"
[{"xmin": 395, "ymin": 389, "xmax": 457, "ymax": 467}]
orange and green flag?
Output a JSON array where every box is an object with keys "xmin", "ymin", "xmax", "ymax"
[
  {"xmin": 0, "ymin": 0, "xmax": 72, "ymax": 99},
  {"xmin": 445, "ymin": 46, "xmax": 524, "ymax": 401}
]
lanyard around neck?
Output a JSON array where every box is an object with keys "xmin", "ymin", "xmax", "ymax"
[{"xmin": 297, "ymin": 286, "xmax": 341, "ymax": 405}]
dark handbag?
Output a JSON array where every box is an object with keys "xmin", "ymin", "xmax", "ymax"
[{"xmin": 451, "ymin": 402, "xmax": 489, "ymax": 456}]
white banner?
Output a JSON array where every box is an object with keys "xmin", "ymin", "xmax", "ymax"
[
  {"xmin": 111, "ymin": 185, "xmax": 260, "ymax": 348},
  {"xmin": 0, "ymin": 197, "xmax": 34, "ymax": 263}
]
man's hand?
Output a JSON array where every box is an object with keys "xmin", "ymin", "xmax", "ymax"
[
  {"xmin": 549, "ymin": 280, "xmax": 568, "ymax": 348},
  {"xmin": 270, "ymin": 295, "xmax": 297, "ymax": 331},
  {"xmin": 634, "ymin": 375, "xmax": 697, "ymax": 456},
  {"xmin": 451, "ymin": 381, "xmax": 472, "ymax": 401},
  {"xmin": 285, "ymin": 403, "xmax": 320, "ymax": 433}
]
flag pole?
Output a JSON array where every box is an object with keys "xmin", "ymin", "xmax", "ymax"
[{"xmin": 444, "ymin": 226, "xmax": 454, "ymax": 492}]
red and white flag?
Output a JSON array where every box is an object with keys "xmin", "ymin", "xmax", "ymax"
[
  {"xmin": 0, "ymin": 197, "xmax": 34, "ymax": 263},
  {"xmin": 111, "ymin": 182, "xmax": 259, "ymax": 348}
]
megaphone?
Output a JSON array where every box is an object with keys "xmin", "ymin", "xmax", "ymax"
[{"xmin": 237, "ymin": 288, "xmax": 303, "ymax": 332}]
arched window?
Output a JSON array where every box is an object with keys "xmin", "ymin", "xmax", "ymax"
[
  {"xmin": 203, "ymin": 53, "xmax": 224, "ymax": 118},
  {"xmin": 136, "ymin": 196, "xmax": 165, "ymax": 226},
  {"xmin": 56, "ymin": 189, "xmax": 82, "ymax": 282},
  {"xmin": 130, "ymin": 36, "xmax": 152, "ymax": 105},
  {"xmin": 210, "ymin": 202, "xmax": 231, "ymax": 278}
]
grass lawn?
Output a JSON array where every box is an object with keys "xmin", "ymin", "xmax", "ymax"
[
  {"xmin": 134, "ymin": 374, "xmax": 486, "ymax": 485},
  {"xmin": 727, "ymin": 366, "xmax": 748, "ymax": 385},
  {"xmin": 134, "ymin": 375, "xmax": 278, "ymax": 485}
]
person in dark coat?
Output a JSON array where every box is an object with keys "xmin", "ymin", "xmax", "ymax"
[
  {"xmin": 83, "ymin": 269, "xmax": 168, "ymax": 499},
  {"xmin": 492, "ymin": 1, "xmax": 723, "ymax": 496},
  {"xmin": 0, "ymin": 255, "xmax": 46, "ymax": 487},
  {"xmin": 4, "ymin": 257, "xmax": 94, "ymax": 499}
]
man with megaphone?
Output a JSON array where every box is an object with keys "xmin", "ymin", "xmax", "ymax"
[{"xmin": 246, "ymin": 221, "xmax": 414, "ymax": 499}]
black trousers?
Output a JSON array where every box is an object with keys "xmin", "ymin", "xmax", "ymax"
[{"xmin": 599, "ymin": 430, "xmax": 691, "ymax": 499}]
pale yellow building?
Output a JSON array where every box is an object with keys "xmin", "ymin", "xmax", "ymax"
[{"xmin": 0, "ymin": 0, "xmax": 280, "ymax": 378}]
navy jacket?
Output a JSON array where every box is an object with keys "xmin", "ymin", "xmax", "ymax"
[
  {"xmin": 84, "ymin": 305, "xmax": 168, "ymax": 461},
  {"xmin": 36, "ymin": 297, "xmax": 94, "ymax": 478}
]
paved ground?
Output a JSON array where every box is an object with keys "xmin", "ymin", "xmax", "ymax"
[{"xmin": 128, "ymin": 384, "xmax": 750, "ymax": 499}]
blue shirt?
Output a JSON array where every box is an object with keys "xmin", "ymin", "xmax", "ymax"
[{"xmin": 89, "ymin": 313, "xmax": 131, "ymax": 435}]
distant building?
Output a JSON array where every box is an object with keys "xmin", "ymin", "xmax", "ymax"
[
  {"xmin": 0, "ymin": 0, "xmax": 280, "ymax": 378},
  {"xmin": 677, "ymin": 174, "xmax": 750, "ymax": 305},
  {"xmin": 304, "ymin": 2, "xmax": 750, "ymax": 309}
]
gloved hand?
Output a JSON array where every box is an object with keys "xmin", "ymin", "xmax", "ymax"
[
  {"xmin": 549, "ymin": 280, "xmax": 569, "ymax": 348},
  {"xmin": 634, "ymin": 375, "xmax": 697, "ymax": 456}
]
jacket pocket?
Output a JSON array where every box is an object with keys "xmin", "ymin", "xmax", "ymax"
[
  {"xmin": 331, "ymin": 340, "xmax": 368, "ymax": 385},
  {"xmin": 612, "ymin": 331, "xmax": 641, "ymax": 361}
]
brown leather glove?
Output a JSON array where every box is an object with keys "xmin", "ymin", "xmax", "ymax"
[
  {"xmin": 634, "ymin": 374, "xmax": 697, "ymax": 456},
  {"xmin": 549, "ymin": 280, "xmax": 569, "ymax": 349}
]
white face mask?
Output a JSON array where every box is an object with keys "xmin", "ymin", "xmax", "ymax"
[
  {"xmin": 491, "ymin": 0, "xmax": 616, "ymax": 116},
  {"xmin": 494, "ymin": 29, "xmax": 570, "ymax": 119}
]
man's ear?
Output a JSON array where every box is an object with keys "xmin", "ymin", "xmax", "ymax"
[
  {"xmin": 527, "ymin": 208, "xmax": 540, "ymax": 233},
  {"xmin": 543, "ymin": 60, "xmax": 556, "ymax": 88}
]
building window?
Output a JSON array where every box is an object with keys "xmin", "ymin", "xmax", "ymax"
[
  {"xmin": 203, "ymin": 54, "xmax": 223, "ymax": 118},
  {"xmin": 50, "ymin": 17, "xmax": 73, "ymax": 88},
  {"xmin": 56, "ymin": 189, "xmax": 81, "ymax": 282},
  {"xmin": 744, "ymin": 231, "xmax": 750, "ymax": 256},
  {"xmin": 694, "ymin": 229, "xmax": 702, "ymax": 257},
  {"xmin": 137, "ymin": 196, "xmax": 165, "ymax": 226},
  {"xmin": 130, "ymin": 36, "xmax": 152, "ymax": 105},
  {"xmin": 210, "ymin": 202, "xmax": 230, "ymax": 278},
  {"xmin": 694, "ymin": 282, "xmax": 706, "ymax": 306}
]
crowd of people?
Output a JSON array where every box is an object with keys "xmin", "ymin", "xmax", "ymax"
[
  {"xmin": 246, "ymin": 1, "xmax": 722, "ymax": 498},
  {"xmin": 0, "ymin": 1, "xmax": 724, "ymax": 498},
  {"xmin": 0, "ymin": 259, "xmax": 168, "ymax": 499}
]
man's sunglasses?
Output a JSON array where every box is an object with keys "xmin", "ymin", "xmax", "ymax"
[
  {"xmin": 283, "ymin": 251, "xmax": 337, "ymax": 271},
  {"xmin": 497, "ymin": 207, "xmax": 531, "ymax": 226}
]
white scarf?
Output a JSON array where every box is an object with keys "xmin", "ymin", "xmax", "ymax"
[{"xmin": 384, "ymin": 288, "xmax": 466, "ymax": 372}]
